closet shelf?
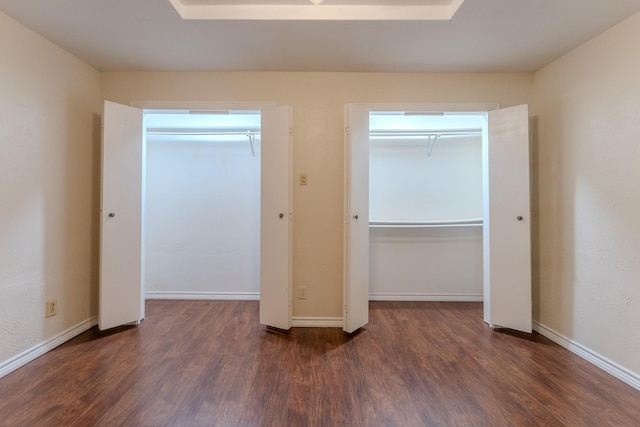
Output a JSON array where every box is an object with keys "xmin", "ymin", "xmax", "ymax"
[
  {"xmin": 369, "ymin": 218, "xmax": 483, "ymax": 228},
  {"xmin": 146, "ymin": 129, "xmax": 260, "ymax": 136},
  {"xmin": 369, "ymin": 128, "xmax": 481, "ymax": 156},
  {"xmin": 146, "ymin": 127, "xmax": 260, "ymax": 156},
  {"xmin": 369, "ymin": 128, "xmax": 481, "ymax": 138}
]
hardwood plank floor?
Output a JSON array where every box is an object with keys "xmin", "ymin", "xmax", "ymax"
[{"xmin": 0, "ymin": 301, "xmax": 638, "ymax": 426}]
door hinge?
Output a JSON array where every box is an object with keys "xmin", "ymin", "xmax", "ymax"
[{"xmin": 289, "ymin": 127, "xmax": 293, "ymax": 135}]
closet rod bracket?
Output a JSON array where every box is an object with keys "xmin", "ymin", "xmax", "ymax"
[
  {"xmin": 247, "ymin": 132, "xmax": 256, "ymax": 156},
  {"xmin": 426, "ymin": 134, "xmax": 439, "ymax": 156}
]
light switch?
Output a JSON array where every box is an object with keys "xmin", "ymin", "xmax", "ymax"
[{"xmin": 299, "ymin": 173, "xmax": 308, "ymax": 186}]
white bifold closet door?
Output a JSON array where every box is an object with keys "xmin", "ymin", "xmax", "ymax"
[
  {"xmin": 259, "ymin": 106, "xmax": 293, "ymax": 330},
  {"xmin": 99, "ymin": 101, "xmax": 145, "ymax": 331},
  {"xmin": 100, "ymin": 101, "xmax": 292, "ymax": 331},
  {"xmin": 343, "ymin": 104, "xmax": 370, "ymax": 333},
  {"xmin": 484, "ymin": 104, "xmax": 532, "ymax": 333}
]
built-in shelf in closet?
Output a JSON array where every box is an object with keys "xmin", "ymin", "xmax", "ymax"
[{"xmin": 369, "ymin": 218, "xmax": 483, "ymax": 228}]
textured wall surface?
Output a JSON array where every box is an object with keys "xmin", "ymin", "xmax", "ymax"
[
  {"xmin": 0, "ymin": 12, "xmax": 101, "ymax": 363},
  {"xmin": 532, "ymin": 12, "xmax": 640, "ymax": 374}
]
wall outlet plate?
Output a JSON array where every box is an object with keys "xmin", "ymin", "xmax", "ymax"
[
  {"xmin": 45, "ymin": 299, "xmax": 57, "ymax": 318},
  {"xmin": 298, "ymin": 286, "xmax": 307, "ymax": 299}
]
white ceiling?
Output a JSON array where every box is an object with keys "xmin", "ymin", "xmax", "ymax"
[{"xmin": 0, "ymin": 0, "xmax": 639, "ymax": 72}]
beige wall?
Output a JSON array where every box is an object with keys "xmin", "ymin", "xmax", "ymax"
[
  {"xmin": 102, "ymin": 72, "xmax": 532, "ymax": 319},
  {"xmin": 0, "ymin": 12, "xmax": 102, "ymax": 363},
  {"xmin": 532, "ymin": 12, "xmax": 640, "ymax": 374}
]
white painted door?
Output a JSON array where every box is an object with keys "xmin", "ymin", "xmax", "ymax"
[
  {"xmin": 484, "ymin": 104, "xmax": 532, "ymax": 333},
  {"xmin": 99, "ymin": 101, "xmax": 145, "ymax": 331},
  {"xmin": 260, "ymin": 106, "xmax": 293, "ymax": 330},
  {"xmin": 344, "ymin": 105, "xmax": 370, "ymax": 333}
]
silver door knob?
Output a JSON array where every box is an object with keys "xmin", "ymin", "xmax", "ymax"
[
  {"xmin": 517, "ymin": 216, "xmax": 523, "ymax": 221},
  {"xmin": 109, "ymin": 213, "xmax": 115, "ymax": 218},
  {"xmin": 279, "ymin": 213, "xmax": 284, "ymax": 219},
  {"xmin": 353, "ymin": 214, "xmax": 359, "ymax": 220}
]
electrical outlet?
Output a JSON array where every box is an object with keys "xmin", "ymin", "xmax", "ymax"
[
  {"xmin": 299, "ymin": 173, "xmax": 308, "ymax": 186},
  {"xmin": 298, "ymin": 286, "xmax": 307, "ymax": 300},
  {"xmin": 45, "ymin": 299, "xmax": 57, "ymax": 318}
]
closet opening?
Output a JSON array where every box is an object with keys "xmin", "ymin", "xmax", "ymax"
[
  {"xmin": 368, "ymin": 111, "xmax": 486, "ymax": 302},
  {"xmin": 100, "ymin": 101, "xmax": 292, "ymax": 331},
  {"xmin": 143, "ymin": 110, "xmax": 262, "ymax": 300},
  {"xmin": 345, "ymin": 103, "xmax": 531, "ymax": 333}
]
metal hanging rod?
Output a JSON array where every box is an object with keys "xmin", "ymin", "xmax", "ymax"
[
  {"xmin": 369, "ymin": 128, "xmax": 481, "ymax": 156},
  {"xmin": 146, "ymin": 129, "xmax": 260, "ymax": 137},
  {"xmin": 369, "ymin": 128, "xmax": 481, "ymax": 138},
  {"xmin": 369, "ymin": 218, "xmax": 483, "ymax": 228},
  {"xmin": 146, "ymin": 128, "xmax": 260, "ymax": 156}
]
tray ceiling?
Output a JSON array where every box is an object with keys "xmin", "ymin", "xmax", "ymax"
[
  {"xmin": 170, "ymin": 0, "xmax": 465, "ymax": 20},
  {"xmin": 0, "ymin": 0, "xmax": 639, "ymax": 72}
]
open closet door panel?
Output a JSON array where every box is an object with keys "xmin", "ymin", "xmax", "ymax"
[
  {"xmin": 344, "ymin": 105, "xmax": 370, "ymax": 333},
  {"xmin": 485, "ymin": 104, "xmax": 532, "ymax": 333},
  {"xmin": 260, "ymin": 106, "xmax": 293, "ymax": 330},
  {"xmin": 99, "ymin": 101, "xmax": 145, "ymax": 331}
]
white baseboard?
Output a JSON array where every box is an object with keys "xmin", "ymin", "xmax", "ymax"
[
  {"xmin": 0, "ymin": 317, "xmax": 97, "ymax": 379},
  {"xmin": 147, "ymin": 292, "xmax": 482, "ymax": 303},
  {"xmin": 533, "ymin": 321, "xmax": 640, "ymax": 391},
  {"xmin": 145, "ymin": 291, "xmax": 260, "ymax": 301},
  {"xmin": 292, "ymin": 317, "xmax": 344, "ymax": 327},
  {"xmin": 369, "ymin": 293, "xmax": 483, "ymax": 302}
]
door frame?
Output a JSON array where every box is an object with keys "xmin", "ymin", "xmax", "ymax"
[
  {"xmin": 344, "ymin": 101, "xmax": 504, "ymax": 331},
  {"xmin": 102, "ymin": 100, "xmax": 292, "ymax": 328}
]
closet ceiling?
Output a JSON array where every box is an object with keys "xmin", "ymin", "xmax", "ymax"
[{"xmin": 0, "ymin": 0, "xmax": 639, "ymax": 72}]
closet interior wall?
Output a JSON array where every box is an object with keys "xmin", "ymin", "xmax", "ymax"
[
  {"xmin": 144, "ymin": 113, "xmax": 261, "ymax": 299},
  {"xmin": 369, "ymin": 113, "xmax": 484, "ymax": 301}
]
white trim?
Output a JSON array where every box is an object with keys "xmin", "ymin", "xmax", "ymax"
[
  {"xmin": 533, "ymin": 321, "xmax": 640, "ymax": 391},
  {"xmin": 292, "ymin": 317, "xmax": 344, "ymax": 328},
  {"xmin": 369, "ymin": 293, "xmax": 483, "ymax": 302},
  {"xmin": 0, "ymin": 317, "xmax": 97, "ymax": 379},
  {"xmin": 145, "ymin": 291, "xmax": 260, "ymax": 301}
]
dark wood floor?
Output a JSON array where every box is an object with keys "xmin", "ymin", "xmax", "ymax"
[{"xmin": 0, "ymin": 301, "xmax": 639, "ymax": 426}]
